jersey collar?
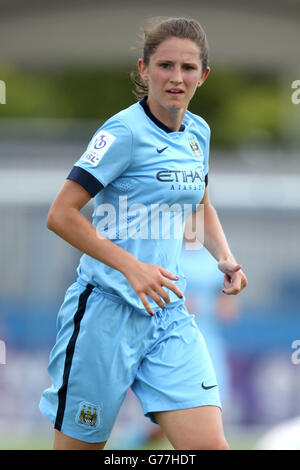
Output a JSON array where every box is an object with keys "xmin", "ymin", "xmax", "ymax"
[{"xmin": 139, "ymin": 96, "xmax": 185, "ymax": 133}]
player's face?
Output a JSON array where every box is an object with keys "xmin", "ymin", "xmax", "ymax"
[{"xmin": 139, "ymin": 37, "xmax": 209, "ymax": 116}]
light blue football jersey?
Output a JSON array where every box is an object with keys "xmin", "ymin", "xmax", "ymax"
[{"xmin": 67, "ymin": 97, "xmax": 210, "ymax": 312}]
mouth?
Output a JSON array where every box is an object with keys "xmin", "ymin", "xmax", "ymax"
[{"xmin": 166, "ymin": 89, "xmax": 184, "ymax": 95}]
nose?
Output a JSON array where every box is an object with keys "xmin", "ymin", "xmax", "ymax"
[{"xmin": 170, "ymin": 66, "xmax": 183, "ymax": 85}]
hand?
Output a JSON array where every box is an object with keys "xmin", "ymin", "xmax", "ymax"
[
  {"xmin": 124, "ymin": 261, "xmax": 183, "ymax": 316},
  {"xmin": 218, "ymin": 259, "xmax": 248, "ymax": 295}
]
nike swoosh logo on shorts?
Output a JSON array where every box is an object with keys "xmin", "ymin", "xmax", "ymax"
[
  {"xmin": 157, "ymin": 146, "xmax": 168, "ymax": 154},
  {"xmin": 201, "ymin": 382, "xmax": 218, "ymax": 390}
]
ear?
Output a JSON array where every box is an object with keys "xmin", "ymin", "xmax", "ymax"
[
  {"xmin": 197, "ymin": 66, "xmax": 210, "ymax": 87},
  {"xmin": 138, "ymin": 58, "xmax": 148, "ymax": 82}
]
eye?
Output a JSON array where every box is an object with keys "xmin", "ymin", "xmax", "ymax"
[
  {"xmin": 183, "ymin": 65, "xmax": 196, "ymax": 71},
  {"xmin": 159, "ymin": 63, "xmax": 172, "ymax": 69}
]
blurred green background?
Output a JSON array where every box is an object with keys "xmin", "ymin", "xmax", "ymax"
[{"xmin": 0, "ymin": 65, "xmax": 289, "ymax": 149}]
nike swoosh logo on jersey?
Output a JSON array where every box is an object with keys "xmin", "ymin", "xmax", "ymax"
[
  {"xmin": 157, "ymin": 146, "xmax": 168, "ymax": 154},
  {"xmin": 201, "ymin": 382, "xmax": 218, "ymax": 390}
]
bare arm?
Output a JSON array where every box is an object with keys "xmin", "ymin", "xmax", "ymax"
[
  {"xmin": 185, "ymin": 186, "xmax": 248, "ymax": 295},
  {"xmin": 200, "ymin": 186, "xmax": 236, "ymax": 264},
  {"xmin": 47, "ymin": 179, "xmax": 183, "ymax": 314}
]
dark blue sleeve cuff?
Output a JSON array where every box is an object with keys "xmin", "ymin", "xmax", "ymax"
[
  {"xmin": 205, "ymin": 174, "xmax": 208, "ymax": 187},
  {"xmin": 67, "ymin": 166, "xmax": 104, "ymax": 197}
]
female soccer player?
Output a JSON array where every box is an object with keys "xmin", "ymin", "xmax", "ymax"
[{"xmin": 39, "ymin": 17, "xmax": 248, "ymax": 450}]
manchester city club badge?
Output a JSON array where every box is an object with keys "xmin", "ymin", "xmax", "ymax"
[
  {"xmin": 188, "ymin": 133, "xmax": 203, "ymax": 159},
  {"xmin": 76, "ymin": 401, "xmax": 101, "ymax": 429}
]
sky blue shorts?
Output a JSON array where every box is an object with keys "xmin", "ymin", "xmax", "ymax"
[{"xmin": 39, "ymin": 279, "xmax": 221, "ymax": 443}]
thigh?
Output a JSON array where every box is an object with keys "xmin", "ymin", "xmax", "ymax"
[
  {"xmin": 154, "ymin": 406, "xmax": 229, "ymax": 450},
  {"xmin": 133, "ymin": 303, "xmax": 221, "ymax": 420},
  {"xmin": 53, "ymin": 429, "xmax": 107, "ymax": 450},
  {"xmin": 40, "ymin": 282, "xmax": 143, "ymax": 444}
]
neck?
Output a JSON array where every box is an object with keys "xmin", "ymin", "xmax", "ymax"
[{"xmin": 147, "ymin": 96, "xmax": 186, "ymax": 132}]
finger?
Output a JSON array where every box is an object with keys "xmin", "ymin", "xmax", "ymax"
[
  {"xmin": 232, "ymin": 264, "xmax": 242, "ymax": 272},
  {"xmin": 222, "ymin": 286, "xmax": 240, "ymax": 295},
  {"xmin": 233, "ymin": 272, "xmax": 248, "ymax": 292},
  {"xmin": 155, "ymin": 286, "xmax": 170, "ymax": 304},
  {"xmin": 242, "ymin": 275, "xmax": 248, "ymax": 288},
  {"xmin": 224, "ymin": 273, "xmax": 231, "ymax": 289},
  {"xmin": 223, "ymin": 278, "xmax": 242, "ymax": 295},
  {"xmin": 150, "ymin": 291, "xmax": 166, "ymax": 310},
  {"xmin": 139, "ymin": 293, "xmax": 154, "ymax": 316},
  {"xmin": 162, "ymin": 279, "xmax": 183, "ymax": 299},
  {"xmin": 160, "ymin": 267, "xmax": 180, "ymax": 281}
]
